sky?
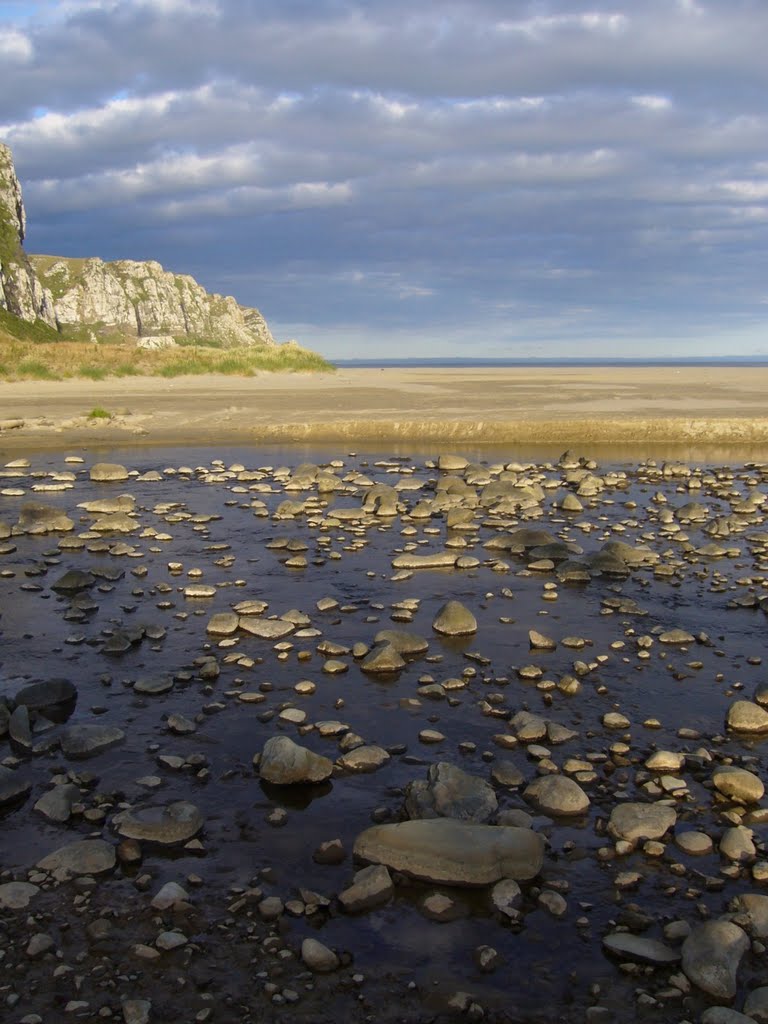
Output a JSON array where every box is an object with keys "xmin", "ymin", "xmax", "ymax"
[{"xmin": 1, "ymin": 0, "xmax": 766, "ymax": 360}]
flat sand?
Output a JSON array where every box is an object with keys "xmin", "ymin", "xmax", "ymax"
[{"xmin": 1, "ymin": 365, "xmax": 768, "ymax": 451}]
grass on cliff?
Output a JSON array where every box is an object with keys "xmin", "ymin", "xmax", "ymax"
[{"xmin": 0, "ymin": 327, "xmax": 334, "ymax": 381}]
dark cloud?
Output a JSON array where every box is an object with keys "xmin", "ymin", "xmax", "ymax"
[{"xmin": 1, "ymin": 0, "xmax": 766, "ymax": 356}]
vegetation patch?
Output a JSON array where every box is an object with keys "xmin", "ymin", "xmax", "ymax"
[
  {"xmin": 0, "ymin": 322, "xmax": 334, "ymax": 381},
  {"xmin": 87, "ymin": 406, "xmax": 112, "ymax": 419}
]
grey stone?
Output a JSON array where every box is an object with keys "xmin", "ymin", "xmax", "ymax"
[
  {"xmin": 681, "ymin": 920, "xmax": 749, "ymax": 1000},
  {"xmin": 432, "ymin": 600, "xmax": 478, "ymax": 636},
  {"xmin": 36, "ymin": 839, "xmax": 116, "ymax": 880},
  {"xmin": 405, "ymin": 762, "xmax": 498, "ymax": 823},
  {"xmin": 359, "ymin": 643, "xmax": 406, "ymax": 674},
  {"xmin": 713, "ymin": 765, "xmax": 765, "ymax": 803},
  {"xmin": 338, "ymin": 745, "xmax": 390, "ymax": 773},
  {"xmin": 602, "ymin": 932, "xmax": 680, "ymax": 965},
  {"xmin": 114, "ymin": 801, "xmax": 204, "ymax": 845},
  {"xmin": 744, "ymin": 987, "xmax": 768, "ymax": 1023},
  {"xmin": 607, "ymin": 802, "xmax": 676, "ymax": 844},
  {"xmin": 339, "ymin": 864, "xmax": 394, "ymax": 912},
  {"xmin": 523, "ymin": 775, "xmax": 590, "ymax": 817},
  {"xmin": 301, "ymin": 937, "xmax": 340, "ymax": 972},
  {"xmin": 258, "ymin": 736, "xmax": 333, "ymax": 784},
  {"xmin": 90, "ymin": 462, "xmax": 129, "ymax": 482},
  {"xmin": 0, "ymin": 881, "xmax": 40, "ymax": 909},
  {"xmin": 727, "ymin": 701, "xmax": 768, "ymax": 733},
  {"xmin": 34, "ymin": 783, "xmax": 80, "ymax": 823},
  {"xmin": 0, "ymin": 765, "xmax": 31, "ymax": 807},
  {"xmin": 353, "ymin": 819, "xmax": 544, "ymax": 886},
  {"xmin": 61, "ymin": 723, "xmax": 125, "ymax": 759}
]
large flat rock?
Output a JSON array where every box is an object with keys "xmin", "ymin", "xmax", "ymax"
[{"xmin": 353, "ymin": 819, "xmax": 544, "ymax": 886}]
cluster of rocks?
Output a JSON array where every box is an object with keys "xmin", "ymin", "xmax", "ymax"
[{"xmin": 2, "ymin": 448, "xmax": 768, "ymax": 1021}]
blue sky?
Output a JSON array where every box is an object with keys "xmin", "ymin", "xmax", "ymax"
[{"xmin": 1, "ymin": 0, "xmax": 767, "ymax": 359}]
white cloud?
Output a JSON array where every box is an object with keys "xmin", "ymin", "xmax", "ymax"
[{"xmin": 0, "ymin": 27, "xmax": 33, "ymax": 62}]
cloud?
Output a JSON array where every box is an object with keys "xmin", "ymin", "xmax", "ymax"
[{"xmin": 0, "ymin": 0, "xmax": 766, "ymax": 357}]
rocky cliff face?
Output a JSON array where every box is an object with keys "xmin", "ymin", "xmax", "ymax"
[
  {"xmin": 0, "ymin": 143, "xmax": 58, "ymax": 327},
  {"xmin": 0, "ymin": 143, "xmax": 275, "ymax": 348}
]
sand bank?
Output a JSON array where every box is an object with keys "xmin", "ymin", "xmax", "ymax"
[{"xmin": 2, "ymin": 365, "xmax": 768, "ymax": 450}]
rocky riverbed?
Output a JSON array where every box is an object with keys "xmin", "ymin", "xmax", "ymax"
[{"xmin": 2, "ymin": 445, "xmax": 768, "ymax": 1024}]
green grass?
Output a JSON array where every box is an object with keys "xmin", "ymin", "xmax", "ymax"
[
  {"xmin": 0, "ymin": 307, "xmax": 61, "ymax": 343},
  {"xmin": 87, "ymin": 406, "xmax": 112, "ymax": 420},
  {"xmin": 16, "ymin": 358, "xmax": 60, "ymax": 380}
]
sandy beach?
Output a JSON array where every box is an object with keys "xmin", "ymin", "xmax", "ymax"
[{"xmin": 2, "ymin": 365, "xmax": 768, "ymax": 450}]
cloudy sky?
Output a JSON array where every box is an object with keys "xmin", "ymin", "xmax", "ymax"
[{"xmin": 1, "ymin": 1, "xmax": 766, "ymax": 359}]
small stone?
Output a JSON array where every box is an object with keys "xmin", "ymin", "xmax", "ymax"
[
  {"xmin": 301, "ymin": 937, "xmax": 339, "ymax": 972},
  {"xmin": 338, "ymin": 864, "xmax": 394, "ymax": 913}
]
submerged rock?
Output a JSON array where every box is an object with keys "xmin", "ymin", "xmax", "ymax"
[
  {"xmin": 113, "ymin": 801, "xmax": 204, "ymax": 845},
  {"xmin": 36, "ymin": 839, "xmax": 116, "ymax": 880}
]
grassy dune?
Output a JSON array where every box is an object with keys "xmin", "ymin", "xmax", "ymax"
[{"xmin": 0, "ymin": 313, "xmax": 334, "ymax": 379}]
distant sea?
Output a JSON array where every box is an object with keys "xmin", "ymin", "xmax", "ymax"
[{"xmin": 333, "ymin": 356, "xmax": 768, "ymax": 368}]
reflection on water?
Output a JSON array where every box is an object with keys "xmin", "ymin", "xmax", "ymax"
[{"xmin": 1, "ymin": 442, "xmax": 768, "ymax": 1020}]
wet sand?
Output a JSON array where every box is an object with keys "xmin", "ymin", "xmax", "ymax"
[{"xmin": 2, "ymin": 365, "xmax": 768, "ymax": 450}]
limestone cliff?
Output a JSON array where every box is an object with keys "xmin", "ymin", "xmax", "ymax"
[
  {"xmin": 0, "ymin": 143, "xmax": 58, "ymax": 327},
  {"xmin": 0, "ymin": 143, "xmax": 276, "ymax": 348}
]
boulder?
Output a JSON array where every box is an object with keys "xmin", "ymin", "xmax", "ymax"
[
  {"xmin": 432, "ymin": 600, "xmax": 478, "ymax": 636},
  {"xmin": 682, "ymin": 920, "xmax": 749, "ymax": 1001},
  {"xmin": 607, "ymin": 802, "xmax": 676, "ymax": 844},
  {"xmin": 727, "ymin": 701, "xmax": 768, "ymax": 733},
  {"xmin": 405, "ymin": 762, "xmax": 497, "ymax": 823},
  {"xmin": 36, "ymin": 839, "xmax": 116, "ymax": 880},
  {"xmin": 258, "ymin": 736, "xmax": 333, "ymax": 784},
  {"xmin": 523, "ymin": 775, "xmax": 590, "ymax": 817},
  {"xmin": 353, "ymin": 819, "xmax": 544, "ymax": 886},
  {"xmin": 60, "ymin": 724, "xmax": 125, "ymax": 759},
  {"xmin": 113, "ymin": 801, "xmax": 204, "ymax": 845}
]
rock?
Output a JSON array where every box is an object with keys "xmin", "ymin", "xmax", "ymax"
[
  {"xmin": 17, "ymin": 501, "xmax": 74, "ymax": 533},
  {"xmin": 338, "ymin": 745, "xmax": 391, "ymax": 772},
  {"xmin": 0, "ymin": 765, "xmax": 31, "ymax": 807},
  {"xmin": 90, "ymin": 463, "xmax": 130, "ymax": 482},
  {"xmin": 405, "ymin": 762, "xmax": 498, "ymax": 822},
  {"xmin": 528, "ymin": 629, "xmax": 556, "ymax": 651},
  {"xmin": 338, "ymin": 864, "xmax": 394, "ymax": 912},
  {"xmin": 61, "ymin": 723, "xmax": 125, "ymax": 758},
  {"xmin": 151, "ymin": 882, "xmax": 190, "ymax": 910},
  {"xmin": 744, "ymin": 987, "xmax": 768, "ymax": 1023},
  {"xmin": 432, "ymin": 600, "xmax": 478, "ymax": 636},
  {"xmin": 52, "ymin": 569, "xmax": 95, "ymax": 593},
  {"xmin": 122, "ymin": 1000, "xmax": 152, "ymax": 1024},
  {"xmin": 34, "ymin": 783, "xmax": 81, "ymax": 823},
  {"xmin": 373, "ymin": 629, "xmax": 429, "ymax": 656},
  {"xmin": 258, "ymin": 736, "xmax": 333, "ymax": 784},
  {"xmin": 727, "ymin": 700, "xmax": 768, "ymax": 733},
  {"xmin": 701, "ymin": 1011, "xmax": 759, "ymax": 1024},
  {"xmin": 675, "ymin": 831, "xmax": 713, "ymax": 855},
  {"xmin": 238, "ymin": 617, "xmax": 296, "ymax": 640},
  {"xmin": 602, "ymin": 932, "xmax": 680, "ymax": 965},
  {"xmin": 491, "ymin": 761, "xmax": 525, "ymax": 788},
  {"xmin": 36, "ymin": 839, "xmax": 116, "ymax": 880},
  {"xmin": 607, "ymin": 802, "xmax": 676, "ymax": 844},
  {"xmin": 490, "ymin": 878, "xmax": 522, "ymax": 918},
  {"xmin": 731, "ymin": 893, "xmax": 768, "ymax": 937},
  {"xmin": 301, "ymin": 937, "xmax": 340, "ymax": 972},
  {"xmin": 0, "ymin": 881, "xmax": 40, "ymax": 909},
  {"xmin": 113, "ymin": 801, "xmax": 204, "ymax": 845},
  {"xmin": 523, "ymin": 775, "xmax": 590, "ymax": 817},
  {"xmin": 353, "ymin": 819, "xmax": 544, "ymax": 886},
  {"xmin": 645, "ymin": 750, "xmax": 685, "ymax": 773},
  {"xmin": 713, "ymin": 765, "xmax": 765, "ymax": 803},
  {"xmin": 681, "ymin": 920, "xmax": 749, "ymax": 1000},
  {"xmin": 392, "ymin": 552, "xmax": 458, "ymax": 570},
  {"xmin": 133, "ymin": 676, "xmax": 173, "ymax": 696},
  {"xmin": 91, "ymin": 512, "xmax": 138, "ymax": 533},
  {"xmin": 156, "ymin": 930, "xmax": 187, "ymax": 951},
  {"xmin": 14, "ymin": 678, "xmax": 77, "ymax": 715},
  {"xmin": 421, "ymin": 892, "xmax": 462, "ymax": 921},
  {"xmin": 359, "ymin": 643, "xmax": 406, "ymax": 674},
  {"xmin": 27, "ymin": 932, "xmax": 55, "ymax": 958},
  {"xmin": 438, "ymin": 454, "xmax": 468, "ymax": 471},
  {"xmin": 314, "ymin": 839, "xmax": 346, "ymax": 865},
  {"xmin": 720, "ymin": 825, "xmax": 756, "ymax": 862},
  {"xmin": 659, "ymin": 628, "xmax": 695, "ymax": 644},
  {"xmin": 206, "ymin": 612, "xmax": 240, "ymax": 636}
]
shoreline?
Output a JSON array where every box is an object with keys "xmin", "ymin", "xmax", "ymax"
[{"xmin": 2, "ymin": 365, "xmax": 768, "ymax": 451}]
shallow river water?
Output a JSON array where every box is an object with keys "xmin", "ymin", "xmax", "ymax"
[{"xmin": 2, "ymin": 443, "xmax": 768, "ymax": 1024}]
